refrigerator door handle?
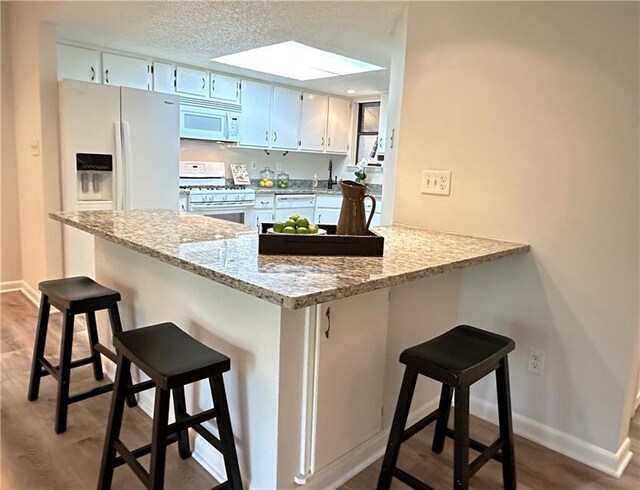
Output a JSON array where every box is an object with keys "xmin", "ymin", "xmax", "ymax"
[
  {"xmin": 121, "ymin": 121, "xmax": 133, "ymax": 210},
  {"xmin": 114, "ymin": 122, "xmax": 124, "ymax": 210}
]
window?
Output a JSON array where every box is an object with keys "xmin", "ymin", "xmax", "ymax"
[{"xmin": 355, "ymin": 102, "xmax": 381, "ymax": 163}]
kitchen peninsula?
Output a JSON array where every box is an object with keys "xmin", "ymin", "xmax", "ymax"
[{"xmin": 51, "ymin": 209, "xmax": 529, "ymax": 489}]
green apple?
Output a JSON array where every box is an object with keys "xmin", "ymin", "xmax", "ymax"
[
  {"xmin": 282, "ymin": 226, "xmax": 296, "ymax": 234},
  {"xmin": 308, "ymin": 224, "xmax": 319, "ymax": 234},
  {"xmin": 285, "ymin": 219, "xmax": 297, "ymax": 228},
  {"xmin": 273, "ymin": 221, "xmax": 284, "ymax": 233},
  {"xmin": 296, "ymin": 227, "xmax": 309, "ymax": 234},
  {"xmin": 296, "ymin": 217, "xmax": 310, "ymax": 228},
  {"xmin": 289, "ymin": 214, "xmax": 300, "ymax": 221}
]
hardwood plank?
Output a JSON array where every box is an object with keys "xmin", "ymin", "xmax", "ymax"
[{"xmin": 1, "ymin": 291, "xmax": 215, "ymax": 490}]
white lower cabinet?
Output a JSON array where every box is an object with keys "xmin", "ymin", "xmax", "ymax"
[
  {"xmin": 315, "ymin": 194, "xmax": 381, "ymax": 226},
  {"xmin": 311, "ymin": 289, "xmax": 389, "ymax": 472},
  {"xmin": 254, "ymin": 209, "xmax": 274, "ymax": 228}
]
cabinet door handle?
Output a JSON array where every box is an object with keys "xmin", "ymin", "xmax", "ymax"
[
  {"xmin": 211, "ymin": 79, "xmax": 215, "ymax": 91},
  {"xmin": 90, "ymin": 66, "xmax": 96, "ymax": 81},
  {"xmin": 321, "ymin": 136, "xmax": 325, "ymax": 147},
  {"xmin": 325, "ymin": 306, "xmax": 331, "ymax": 339},
  {"xmin": 202, "ymin": 77, "xmax": 206, "ymax": 89},
  {"xmin": 327, "ymin": 137, "xmax": 331, "ymax": 147},
  {"xmin": 105, "ymin": 69, "xmax": 109, "ymax": 84},
  {"xmin": 274, "ymin": 132, "xmax": 277, "ymax": 142},
  {"xmin": 265, "ymin": 131, "xmax": 269, "ymax": 142},
  {"xmin": 390, "ymin": 128, "xmax": 395, "ymax": 149}
]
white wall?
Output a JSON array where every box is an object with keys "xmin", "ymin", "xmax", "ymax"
[
  {"xmin": 180, "ymin": 139, "xmax": 346, "ymax": 181},
  {"xmin": 392, "ymin": 0, "xmax": 639, "ymax": 457},
  {"xmin": 1, "ymin": 3, "xmax": 22, "ymax": 283},
  {"xmin": 7, "ymin": 2, "xmax": 63, "ymax": 290}
]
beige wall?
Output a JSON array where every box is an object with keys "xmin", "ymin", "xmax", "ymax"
[
  {"xmin": 1, "ymin": 2, "xmax": 22, "ymax": 283},
  {"xmin": 7, "ymin": 2, "xmax": 62, "ymax": 290},
  {"xmin": 394, "ymin": 1, "xmax": 639, "ymax": 453}
]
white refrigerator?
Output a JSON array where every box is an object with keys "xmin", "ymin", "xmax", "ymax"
[{"xmin": 58, "ymin": 79, "xmax": 180, "ymax": 277}]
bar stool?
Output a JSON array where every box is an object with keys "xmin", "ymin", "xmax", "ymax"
[
  {"xmin": 98, "ymin": 322, "xmax": 243, "ymax": 490},
  {"xmin": 27, "ymin": 276, "xmax": 136, "ymax": 434},
  {"xmin": 377, "ymin": 325, "xmax": 516, "ymax": 490}
]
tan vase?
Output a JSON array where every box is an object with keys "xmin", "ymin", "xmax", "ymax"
[{"xmin": 336, "ymin": 180, "xmax": 377, "ymax": 235}]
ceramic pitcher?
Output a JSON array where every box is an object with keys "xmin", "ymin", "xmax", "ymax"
[{"xmin": 336, "ymin": 180, "xmax": 377, "ymax": 235}]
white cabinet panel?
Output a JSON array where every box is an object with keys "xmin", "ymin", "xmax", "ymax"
[
  {"xmin": 315, "ymin": 208, "xmax": 340, "ymax": 225},
  {"xmin": 210, "ymin": 73, "xmax": 240, "ymax": 103},
  {"xmin": 271, "ymin": 86, "xmax": 301, "ymax": 149},
  {"xmin": 57, "ymin": 44, "xmax": 100, "ymax": 83},
  {"xmin": 313, "ymin": 290, "xmax": 388, "ymax": 471},
  {"xmin": 255, "ymin": 209, "xmax": 275, "ymax": 228},
  {"xmin": 239, "ymin": 80, "xmax": 272, "ymax": 147},
  {"xmin": 153, "ymin": 62, "xmax": 175, "ymax": 94},
  {"xmin": 175, "ymin": 66, "xmax": 209, "ymax": 97},
  {"xmin": 378, "ymin": 93, "xmax": 389, "ymax": 155},
  {"xmin": 299, "ymin": 92, "xmax": 328, "ymax": 152},
  {"xmin": 326, "ymin": 97, "xmax": 351, "ymax": 154},
  {"xmin": 102, "ymin": 53, "xmax": 150, "ymax": 90}
]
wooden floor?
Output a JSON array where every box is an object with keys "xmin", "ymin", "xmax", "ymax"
[{"xmin": 1, "ymin": 290, "xmax": 639, "ymax": 489}]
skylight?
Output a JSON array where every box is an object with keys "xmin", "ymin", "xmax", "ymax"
[{"xmin": 210, "ymin": 41, "xmax": 384, "ymax": 81}]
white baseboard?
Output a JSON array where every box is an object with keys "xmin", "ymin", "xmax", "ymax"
[
  {"xmin": 469, "ymin": 395, "xmax": 633, "ymax": 479},
  {"xmin": 1, "ymin": 280, "xmax": 40, "ymax": 306}
]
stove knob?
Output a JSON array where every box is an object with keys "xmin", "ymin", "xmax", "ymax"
[
  {"xmin": 223, "ymin": 195, "xmax": 227, "ymax": 201},
  {"xmin": 236, "ymin": 194, "xmax": 241, "ymax": 201}
]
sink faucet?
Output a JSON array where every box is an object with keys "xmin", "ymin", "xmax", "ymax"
[{"xmin": 327, "ymin": 159, "xmax": 338, "ymax": 189}]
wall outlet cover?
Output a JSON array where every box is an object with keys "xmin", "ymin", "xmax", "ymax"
[{"xmin": 421, "ymin": 169, "xmax": 451, "ymax": 196}]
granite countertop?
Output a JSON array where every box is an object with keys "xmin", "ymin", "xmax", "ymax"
[
  {"xmin": 249, "ymin": 179, "xmax": 383, "ymax": 198},
  {"xmin": 50, "ymin": 209, "xmax": 529, "ymax": 310}
]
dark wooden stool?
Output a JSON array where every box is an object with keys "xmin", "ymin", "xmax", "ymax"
[
  {"xmin": 27, "ymin": 276, "xmax": 136, "ymax": 434},
  {"xmin": 377, "ymin": 325, "xmax": 516, "ymax": 490},
  {"xmin": 98, "ymin": 322, "xmax": 243, "ymax": 490}
]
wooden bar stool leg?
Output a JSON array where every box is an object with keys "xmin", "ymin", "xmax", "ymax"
[
  {"xmin": 453, "ymin": 384, "xmax": 470, "ymax": 490},
  {"xmin": 149, "ymin": 387, "xmax": 171, "ymax": 490},
  {"xmin": 432, "ymin": 383, "xmax": 454, "ymax": 454},
  {"xmin": 55, "ymin": 311, "xmax": 75, "ymax": 434},
  {"xmin": 172, "ymin": 386, "xmax": 192, "ymax": 459},
  {"xmin": 98, "ymin": 354, "xmax": 131, "ymax": 490},
  {"xmin": 496, "ymin": 358, "xmax": 517, "ymax": 490},
  {"xmin": 107, "ymin": 305, "xmax": 138, "ymax": 408},
  {"xmin": 377, "ymin": 367, "xmax": 419, "ymax": 490},
  {"xmin": 85, "ymin": 311, "xmax": 104, "ymax": 381},
  {"xmin": 209, "ymin": 374, "xmax": 243, "ymax": 490},
  {"xmin": 27, "ymin": 294, "xmax": 51, "ymax": 401}
]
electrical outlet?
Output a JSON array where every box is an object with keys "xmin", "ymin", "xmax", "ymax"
[
  {"xmin": 421, "ymin": 170, "xmax": 451, "ymax": 195},
  {"xmin": 250, "ymin": 161, "xmax": 258, "ymax": 170},
  {"xmin": 528, "ymin": 348, "xmax": 546, "ymax": 375}
]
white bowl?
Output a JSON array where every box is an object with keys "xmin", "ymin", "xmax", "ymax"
[{"xmin": 266, "ymin": 227, "xmax": 327, "ymax": 236}]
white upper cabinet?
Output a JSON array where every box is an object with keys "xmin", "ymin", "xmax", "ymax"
[
  {"xmin": 153, "ymin": 62, "xmax": 175, "ymax": 94},
  {"xmin": 175, "ymin": 66, "xmax": 209, "ymax": 97},
  {"xmin": 271, "ymin": 86, "xmax": 301, "ymax": 150},
  {"xmin": 57, "ymin": 44, "xmax": 100, "ymax": 83},
  {"xmin": 102, "ymin": 53, "xmax": 150, "ymax": 90},
  {"xmin": 239, "ymin": 80, "xmax": 272, "ymax": 147},
  {"xmin": 210, "ymin": 73, "xmax": 240, "ymax": 103},
  {"xmin": 326, "ymin": 97, "xmax": 352, "ymax": 154},
  {"xmin": 299, "ymin": 92, "xmax": 328, "ymax": 152}
]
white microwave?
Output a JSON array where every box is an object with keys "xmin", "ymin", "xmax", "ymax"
[{"xmin": 179, "ymin": 99, "xmax": 240, "ymax": 142}]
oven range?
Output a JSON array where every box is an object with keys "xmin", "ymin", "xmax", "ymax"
[{"xmin": 179, "ymin": 161, "xmax": 256, "ymax": 225}]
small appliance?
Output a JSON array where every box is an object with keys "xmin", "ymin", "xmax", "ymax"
[
  {"xmin": 179, "ymin": 97, "xmax": 240, "ymax": 142},
  {"xmin": 179, "ymin": 161, "xmax": 255, "ymax": 225}
]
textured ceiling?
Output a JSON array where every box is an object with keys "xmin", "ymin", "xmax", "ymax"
[{"xmin": 43, "ymin": 1, "xmax": 407, "ymax": 96}]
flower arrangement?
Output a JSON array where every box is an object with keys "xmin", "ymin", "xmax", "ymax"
[{"xmin": 354, "ymin": 161, "xmax": 367, "ymax": 185}]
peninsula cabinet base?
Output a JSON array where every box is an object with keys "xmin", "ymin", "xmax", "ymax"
[{"xmin": 94, "ymin": 238, "xmax": 390, "ymax": 489}]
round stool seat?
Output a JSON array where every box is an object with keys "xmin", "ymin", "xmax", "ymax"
[
  {"xmin": 400, "ymin": 324, "xmax": 515, "ymax": 386},
  {"xmin": 114, "ymin": 323, "xmax": 230, "ymax": 390},
  {"xmin": 39, "ymin": 276, "xmax": 120, "ymax": 314}
]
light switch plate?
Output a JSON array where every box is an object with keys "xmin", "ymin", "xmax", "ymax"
[{"xmin": 421, "ymin": 170, "xmax": 451, "ymax": 196}]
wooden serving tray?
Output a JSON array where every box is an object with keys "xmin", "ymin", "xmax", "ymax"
[{"xmin": 258, "ymin": 223, "xmax": 384, "ymax": 256}]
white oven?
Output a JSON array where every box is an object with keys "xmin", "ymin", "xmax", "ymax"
[
  {"xmin": 188, "ymin": 196, "xmax": 255, "ymax": 225},
  {"xmin": 179, "ymin": 99, "xmax": 240, "ymax": 142},
  {"xmin": 180, "ymin": 161, "xmax": 255, "ymax": 225}
]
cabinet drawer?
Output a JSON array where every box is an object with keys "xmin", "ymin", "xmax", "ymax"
[
  {"xmin": 275, "ymin": 194, "xmax": 316, "ymax": 209},
  {"xmin": 255, "ymin": 194, "xmax": 275, "ymax": 209},
  {"xmin": 315, "ymin": 195, "xmax": 342, "ymax": 208}
]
